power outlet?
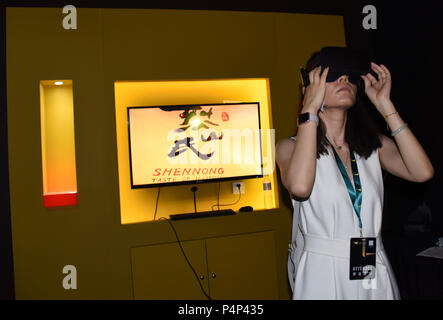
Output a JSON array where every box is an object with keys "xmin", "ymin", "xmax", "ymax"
[{"xmin": 232, "ymin": 181, "xmax": 245, "ymax": 194}]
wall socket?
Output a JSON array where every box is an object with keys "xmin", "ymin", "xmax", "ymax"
[{"xmin": 232, "ymin": 181, "xmax": 245, "ymax": 194}]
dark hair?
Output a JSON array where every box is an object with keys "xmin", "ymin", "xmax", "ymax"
[{"xmin": 303, "ymin": 51, "xmax": 382, "ymax": 159}]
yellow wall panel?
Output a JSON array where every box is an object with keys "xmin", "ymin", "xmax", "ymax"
[
  {"xmin": 114, "ymin": 78, "xmax": 278, "ymax": 224},
  {"xmin": 7, "ymin": 7, "xmax": 346, "ymax": 299}
]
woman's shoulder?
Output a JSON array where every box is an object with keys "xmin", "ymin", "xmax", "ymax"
[
  {"xmin": 276, "ymin": 135, "xmax": 297, "ymax": 160},
  {"xmin": 277, "ymin": 135, "xmax": 296, "ymax": 148},
  {"xmin": 276, "ymin": 135, "xmax": 296, "ymax": 146}
]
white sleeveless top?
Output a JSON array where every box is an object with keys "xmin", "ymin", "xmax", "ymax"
[{"xmin": 287, "ymin": 135, "xmax": 400, "ymax": 300}]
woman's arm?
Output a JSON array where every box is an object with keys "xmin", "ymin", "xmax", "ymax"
[
  {"xmin": 276, "ymin": 119, "xmax": 318, "ymax": 199},
  {"xmin": 276, "ymin": 66, "xmax": 329, "ymax": 199},
  {"xmin": 361, "ymin": 62, "xmax": 434, "ymax": 182},
  {"xmin": 378, "ymin": 109, "xmax": 434, "ymax": 182}
]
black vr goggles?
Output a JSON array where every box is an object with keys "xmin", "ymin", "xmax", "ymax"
[{"xmin": 301, "ymin": 46, "xmax": 372, "ymax": 88}]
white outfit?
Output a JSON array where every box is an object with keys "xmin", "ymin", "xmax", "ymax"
[{"xmin": 287, "ymin": 136, "xmax": 400, "ymax": 300}]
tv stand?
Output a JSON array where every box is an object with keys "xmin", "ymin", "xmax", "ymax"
[{"xmin": 169, "ymin": 209, "xmax": 235, "ymax": 221}]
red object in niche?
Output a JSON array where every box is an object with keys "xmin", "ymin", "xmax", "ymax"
[
  {"xmin": 221, "ymin": 112, "xmax": 229, "ymax": 121},
  {"xmin": 43, "ymin": 192, "xmax": 78, "ymax": 207}
]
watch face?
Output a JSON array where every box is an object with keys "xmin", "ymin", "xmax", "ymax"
[{"xmin": 298, "ymin": 113, "xmax": 310, "ymax": 124}]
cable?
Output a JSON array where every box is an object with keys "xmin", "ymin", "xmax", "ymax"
[
  {"xmin": 191, "ymin": 186, "xmax": 198, "ymax": 213},
  {"xmin": 194, "ymin": 191, "xmax": 197, "ymax": 213},
  {"xmin": 153, "ymin": 186, "xmax": 161, "ymax": 221},
  {"xmin": 159, "ymin": 217, "xmax": 212, "ymax": 300},
  {"xmin": 211, "ymin": 184, "xmax": 241, "ymax": 211},
  {"xmin": 216, "ymin": 181, "xmax": 221, "ymax": 211}
]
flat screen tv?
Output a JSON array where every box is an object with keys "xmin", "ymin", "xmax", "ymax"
[{"xmin": 127, "ymin": 102, "xmax": 263, "ymax": 188}]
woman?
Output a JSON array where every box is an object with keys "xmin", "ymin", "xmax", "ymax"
[{"xmin": 276, "ymin": 47, "xmax": 434, "ymax": 300}]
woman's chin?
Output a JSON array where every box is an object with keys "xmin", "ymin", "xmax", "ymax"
[{"xmin": 326, "ymin": 99, "xmax": 356, "ymax": 109}]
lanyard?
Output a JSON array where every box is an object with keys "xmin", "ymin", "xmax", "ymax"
[{"xmin": 329, "ymin": 144, "xmax": 363, "ymax": 237}]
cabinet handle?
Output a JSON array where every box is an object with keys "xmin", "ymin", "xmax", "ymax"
[
  {"xmin": 200, "ymin": 275, "xmax": 205, "ymax": 280},
  {"xmin": 211, "ymin": 272, "xmax": 216, "ymax": 279}
]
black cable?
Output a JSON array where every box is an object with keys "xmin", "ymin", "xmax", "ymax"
[
  {"xmin": 191, "ymin": 186, "xmax": 197, "ymax": 213},
  {"xmin": 190, "ymin": 186, "xmax": 198, "ymax": 213},
  {"xmin": 158, "ymin": 217, "xmax": 212, "ymax": 300},
  {"xmin": 194, "ymin": 191, "xmax": 197, "ymax": 213},
  {"xmin": 153, "ymin": 186, "xmax": 161, "ymax": 221},
  {"xmin": 217, "ymin": 181, "xmax": 221, "ymax": 211},
  {"xmin": 211, "ymin": 184, "xmax": 241, "ymax": 211}
]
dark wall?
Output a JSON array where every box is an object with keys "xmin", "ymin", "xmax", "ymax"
[
  {"xmin": 0, "ymin": 5, "xmax": 15, "ymax": 300},
  {"xmin": 370, "ymin": 1, "xmax": 443, "ymax": 236},
  {"xmin": 368, "ymin": 0, "xmax": 443, "ymax": 299}
]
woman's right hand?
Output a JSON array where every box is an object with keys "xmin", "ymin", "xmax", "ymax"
[{"xmin": 302, "ymin": 66, "xmax": 329, "ymax": 113}]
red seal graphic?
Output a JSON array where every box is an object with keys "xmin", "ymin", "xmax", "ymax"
[{"xmin": 222, "ymin": 112, "xmax": 229, "ymax": 121}]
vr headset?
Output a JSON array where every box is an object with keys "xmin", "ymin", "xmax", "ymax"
[{"xmin": 300, "ymin": 46, "xmax": 372, "ymax": 89}]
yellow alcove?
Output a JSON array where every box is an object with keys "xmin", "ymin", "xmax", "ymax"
[
  {"xmin": 39, "ymin": 80, "xmax": 78, "ymax": 207},
  {"xmin": 114, "ymin": 78, "xmax": 279, "ymax": 224}
]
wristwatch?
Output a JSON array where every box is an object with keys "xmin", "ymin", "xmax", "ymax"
[{"xmin": 298, "ymin": 112, "xmax": 319, "ymax": 126}]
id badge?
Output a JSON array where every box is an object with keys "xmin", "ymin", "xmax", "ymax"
[{"xmin": 349, "ymin": 237, "xmax": 376, "ymax": 280}]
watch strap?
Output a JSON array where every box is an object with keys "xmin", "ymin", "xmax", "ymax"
[{"xmin": 298, "ymin": 112, "xmax": 319, "ymax": 126}]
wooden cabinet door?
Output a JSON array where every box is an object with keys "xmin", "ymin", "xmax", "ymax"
[
  {"xmin": 206, "ymin": 231, "xmax": 278, "ymax": 299},
  {"xmin": 131, "ymin": 239, "xmax": 209, "ymax": 299}
]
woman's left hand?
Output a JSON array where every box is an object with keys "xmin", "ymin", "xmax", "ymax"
[{"xmin": 360, "ymin": 62, "xmax": 393, "ymax": 113}]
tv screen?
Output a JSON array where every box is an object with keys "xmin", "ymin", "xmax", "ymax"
[{"xmin": 127, "ymin": 102, "xmax": 263, "ymax": 188}]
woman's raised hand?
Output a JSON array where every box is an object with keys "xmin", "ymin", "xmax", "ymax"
[
  {"xmin": 302, "ymin": 66, "xmax": 329, "ymax": 113},
  {"xmin": 360, "ymin": 62, "xmax": 393, "ymax": 113}
]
